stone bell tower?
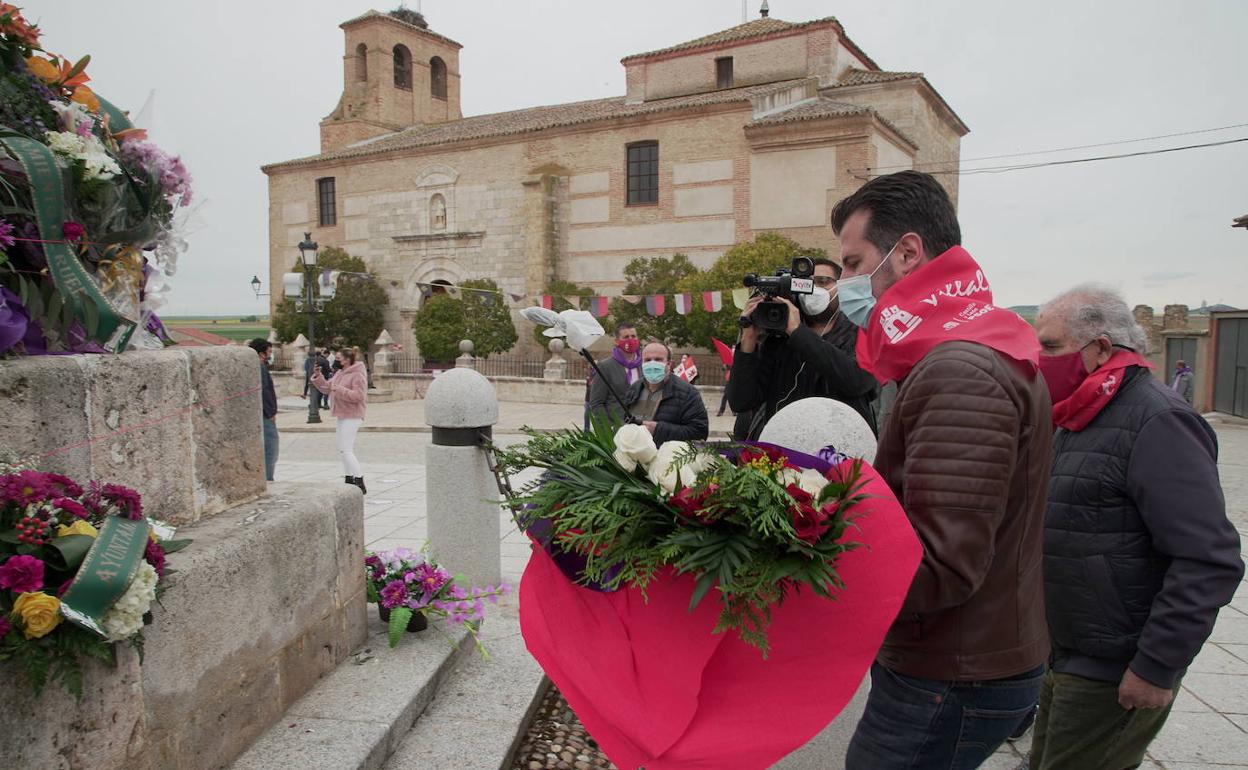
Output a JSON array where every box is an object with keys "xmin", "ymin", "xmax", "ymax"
[{"xmin": 319, "ymin": 9, "xmax": 463, "ymax": 152}]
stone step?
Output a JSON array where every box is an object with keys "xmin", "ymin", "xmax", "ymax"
[
  {"xmin": 228, "ymin": 606, "xmax": 472, "ymax": 770},
  {"xmin": 383, "ymin": 595, "xmax": 547, "ymax": 770}
]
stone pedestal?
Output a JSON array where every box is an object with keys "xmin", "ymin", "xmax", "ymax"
[
  {"xmin": 544, "ymin": 338, "xmax": 568, "ymax": 380},
  {"xmin": 372, "ymin": 329, "xmax": 395, "ymax": 375},
  {"xmin": 424, "ymin": 368, "xmax": 501, "ymax": 586},
  {"xmin": 758, "ymin": 397, "xmax": 877, "ymax": 464},
  {"xmin": 455, "ymin": 338, "xmax": 476, "ymax": 370}
]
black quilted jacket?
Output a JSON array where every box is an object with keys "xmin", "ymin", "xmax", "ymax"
[{"xmin": 1045, "ymin": 366, "xmax": 1243, "ymax": 688}]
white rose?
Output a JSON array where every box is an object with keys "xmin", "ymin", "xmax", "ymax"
[
  {"xmin": 647, "ymin": 441, "xmax": 712, "ymax": 495},
  {"xmin": 795, "ymin": 467, "xmax": 829, "ymax": 499},
  {"xmin": 613, "ymin": 423, "xmax": 658, "ymax": 470}
]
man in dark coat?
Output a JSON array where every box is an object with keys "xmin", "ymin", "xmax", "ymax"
[
  {"xmin": 249, "ymin": 338, "xmax": 279, "ymax": 482},
  {"xmin": 623, "ymin": 341, "xmax": 708, "ymax": 445},
  {"xmin": 1029, "ymin": 285, "xmax": 1243, "ymax": 769},
  {"xmin": 726, "ymin": 258, "xmax": 878, "ymax": 439},
  {"xmin": 587, "ymin": 322, "xmax": 642, "ymax": 425}
]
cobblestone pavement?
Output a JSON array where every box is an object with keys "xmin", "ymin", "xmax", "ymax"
[{"xmin": 274, "ymin": 405, "xmax": 1248, "ymax": 769}]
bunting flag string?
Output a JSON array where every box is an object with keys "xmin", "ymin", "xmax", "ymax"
[
  {"xmin": 540, "ymin": 295, "xmax": 554, "ymax": 310},
  {"xmin": 731, "ymin": 287, "xmax": 751, "ymax": 310},
  {"xmin": 645, "ymin": 295, "xmax": 666, "ymax": 317},
  {"xmin": 587, "ymin": 296, "xmax": 610, "ymax": 318},
  {"xmin": 702, "ymin": 291, "xmax": 723, "ymax": 313},
  {"xmin": 621, "ymin": 295, "xmax": 642, "ymax": 305},
  {"xmin": 673, "ymin": 293, "xmax": 692, "ymax": 316},
  {"xmin": 564, "ymin": 295, "xmax": 582, "ymax": 310}
]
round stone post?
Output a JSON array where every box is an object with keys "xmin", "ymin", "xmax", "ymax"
[
  {"xmin": 455, "ymin": 339, "xmax": 476, "ymax": 370},
  {"xmin": 543, "ymin": 338, "xmax": 568, "ymax": 380},
  {"xmin": 373, "ymin": 329, "xmax": 395, "ymax": 375},
  {"xmin": 424, "ymin": 368, "xmax": 501, "ymax": 586}
]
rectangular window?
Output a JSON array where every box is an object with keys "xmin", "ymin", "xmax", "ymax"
[
  {"xmin": 716, "ymin": 57, "xmax": 733, "ymax": 89},
  {"xmin": 626, "ymin": 142, "xmax": 659, "ymax": 206},
  {"xmin": 317, "ymin": 177, "xmax": 337, "ymax": 226}
]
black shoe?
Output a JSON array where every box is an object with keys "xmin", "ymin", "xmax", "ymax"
[{"xmin": 353, "ymin": 476, "xmax": 367, "ymax": 495}]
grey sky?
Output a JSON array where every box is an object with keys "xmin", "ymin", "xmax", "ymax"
[{"xmin": 31, "ymin": 0, "xmax": 1248, "ymax": 316}]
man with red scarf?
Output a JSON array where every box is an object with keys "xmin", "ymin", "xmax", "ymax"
[
  {"xmin": 832, "ymin": 171, "xmax": 1053, "ymax": 769},
  {"xmin": 1028, "ymin": 286, "xmax": 1242, "ymax": 769},
  {"xmin": 586, "ymin": 322, "xmax": 642, "ymax": 425}
]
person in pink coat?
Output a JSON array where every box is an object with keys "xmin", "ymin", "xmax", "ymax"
[{"xmin": 310, "ymin": 346, "xmax": 368, "ymax": 493}]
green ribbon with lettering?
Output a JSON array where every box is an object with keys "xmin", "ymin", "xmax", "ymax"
[
  {"xmin": 59, "ymin": 516, "xmax": 150, "ymax": 638},
  {"xmin": 95, "ymin": 96, "xmax": 133, "ymax": 133},
  {"xmin": 0, "ymin": 129, "xmax": 136, "ymax": 352}
]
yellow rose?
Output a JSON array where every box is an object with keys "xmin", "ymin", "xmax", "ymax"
[
  {"xmin": 13, "ymin": 592, "xmax": 62, "ymax": 639},
  {"xmin": 57, "ymin": 520, "xmax": 99, "ymax": 539},
  {"xmin": 24, "ymin": 55, "xmax": 58, "ymax": 82}
]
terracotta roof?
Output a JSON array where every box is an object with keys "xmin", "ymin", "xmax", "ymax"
[
  {"xmin": 339, "ymin": 9, "xmax": 462, "ymax": 50},
  {"xmin": 746, "ymin": 97, "xmax": 869, "ymax": 127},
  {"xmin": 622, "ymin": 16, "xmax": 837, "ymax": 62},
  {"xmin": 835, "ymin": 68, "xmax": 921, "ymax": 87},
  {"xmin": 264, "ymin": 79, "xmax": 808, "ymax": 171}
]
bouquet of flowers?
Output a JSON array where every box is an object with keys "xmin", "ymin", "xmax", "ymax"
[
  {"xmin": 0, "ymin": 4, "xmax": 192, "ymax": 356},
  {"xmin": 496, "ymin": 421, "xmax": 869, "ymax": 655},
  {"xmin": 0, "ymin": 470, "xmax": 189, "ymax": 696},
  {"xmin": 364, "ymin": 546, "xmax": 508, "ymax": 653}
]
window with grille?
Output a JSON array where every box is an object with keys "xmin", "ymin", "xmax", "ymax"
[
  {"xmin": 716, "ymin": 57, "xmax": 733, "ymax": 89},
  {"xmin": 317, "ymin": 178, "xmax": 337, "ymax": 226},
  {"xmin": 626, "ymin": 142, "xmax": 659, "ymax": 206}
]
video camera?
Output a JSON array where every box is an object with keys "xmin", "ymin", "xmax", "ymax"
[{"xmin": 739, "ymin": 256, "xmax": 817, "ymax": 334}]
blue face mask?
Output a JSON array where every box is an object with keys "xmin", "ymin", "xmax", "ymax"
[
  {"xmin": 641, "ymin": 361, "xmax": 667, "ymax": 384},
  {"xmin": 838, "ymin": 242, "xmax": 898, "ymax": 328}
]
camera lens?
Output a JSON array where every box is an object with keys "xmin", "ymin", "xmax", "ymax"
[{"xmin": 792, "ymin": 257, "xmax": 814, "ymax": 277}]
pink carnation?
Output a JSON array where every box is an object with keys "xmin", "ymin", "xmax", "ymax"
[
  {"xmin": 0, "ymin": 554, "xmax": 45, "ymax": 594},
  {"xmin": 53, "ymin": 497, "xmax": 89, "ymax": 519},
  {"xmin": 144, "ymin": 540, "xmax": 166, "ymax": 578}
]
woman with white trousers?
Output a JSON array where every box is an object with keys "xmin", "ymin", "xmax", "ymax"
[{"xmin": 310, "ymin": 346, "xmax": 368, "ymax": 493}]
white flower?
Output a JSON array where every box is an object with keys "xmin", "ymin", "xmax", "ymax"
[
  {"xmin": 647, "ymin": 441, "xmax": 712, "ymax": 495},
  {"xmin": 49, "ymin": 100, "xmax": 92, "ymax": 133},
  {"xmin": 100, "ymin": 562, "xmax": 158, "ymax": 641},
  {"xmin": 44, "ymin": 130, "xmax": 120, "ymax": 181},
  {"xmin": 613, "ymin": 423, "xmax": 658, "ymax": 472}
]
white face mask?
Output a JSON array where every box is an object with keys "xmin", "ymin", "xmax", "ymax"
[{"xmin": 799, "ymin": 286, "xmax": 833, "ymax": 316}]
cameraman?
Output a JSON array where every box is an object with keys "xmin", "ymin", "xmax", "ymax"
[{"xmin": 726, "ymin": 258, "xmax": 878, "ymax": 439}]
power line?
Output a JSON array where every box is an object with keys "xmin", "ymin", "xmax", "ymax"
[
  {"xmin": 859, "ymin": 121, "xmax": 1248, "ymax": 175},
  {"xmin": 851, "ymin": 136, "xmax": 1248, "ymax": 180}
]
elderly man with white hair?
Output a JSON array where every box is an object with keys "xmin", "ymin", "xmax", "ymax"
[{"xmin": 1029, "ymin": 285, "xmax": 1243, "ymax": 770}]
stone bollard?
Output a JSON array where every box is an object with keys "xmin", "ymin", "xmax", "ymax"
[
  {"xmin": 289, "ymin": 333, "xmax": 309, "ymax": 389},
  {"xmin": 544, "ymin": 338, "xmax": 568, "ymax": 380},
  {"xmin": 455, "ymin": 339, "xmax": 476, "ymax": 370},
  {"xmin": 424, "ymin": 367, "xmax": 501, "ymax": 586},
  {"xmin": 372, "ymin": 329, "xmax": 395, "ymax": 375}
]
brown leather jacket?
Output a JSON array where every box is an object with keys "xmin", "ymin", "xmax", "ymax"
[{"xmin": 874, "ymin": 341, "xmax": 1052, "ymax": 681}]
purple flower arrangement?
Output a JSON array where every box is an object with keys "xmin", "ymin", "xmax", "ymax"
[{"xmin": 365, "ymin": 547, "xmax": 508, "ymax": 651}]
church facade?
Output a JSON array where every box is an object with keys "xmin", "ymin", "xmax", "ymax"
[{"xmin": 262, "ymin": 7, "xmax": 967, "ymax": 353}]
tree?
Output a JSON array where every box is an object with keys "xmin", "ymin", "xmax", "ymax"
[
  {"xmin": 271, "ymin": 246, "xmax": 389, "ymax": 351},
  {"xmin": 529, "ymin": 279, "xmax": 596, "ymax": 345},
  {"xmin": 608, "ymin": 254, "xmax": 698, "ymax": 347},
  {"xmin": 411, "ymin": 294, "xmax": 464, "ymax": 363},
  {"xmin": 459, "ymin": 278, "xmax": 517, "ymax": 357},
  {"xmin": 677, "ymin": 233, "xmax": 826, "ymax": 349}
]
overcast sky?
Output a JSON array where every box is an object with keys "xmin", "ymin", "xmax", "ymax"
[{"xmin": 31, "ymin": 0, "xmax": 1248, "ymax": 316}]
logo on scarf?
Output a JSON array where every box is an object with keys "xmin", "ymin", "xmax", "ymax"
[
  {"xmin": 1100, "ymin": 374, "xmax": 1118, "ymax": 396},
  {"xmin": 879, "ymin": 304, "xmax": 922, "ymax": 344}
]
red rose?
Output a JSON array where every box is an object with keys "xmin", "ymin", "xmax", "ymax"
[
  {"xmin": 671, "ymin": 485, "xmax": 719, "ymax": 524},
  {"xmin": 790, "ymin": 503, "xmax": 830, "ymax": 544},
  {"xmin": 784, "ymin": 483, "xmax": 814, "ymax": 507}
]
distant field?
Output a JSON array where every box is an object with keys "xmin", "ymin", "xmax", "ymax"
[{"xmin": 164, "ymin": 316, "xmax": 271, "ymax": 343}]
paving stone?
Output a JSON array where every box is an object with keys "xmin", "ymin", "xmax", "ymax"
[
  {"xmin": 1147, "ymin": 712, "xmax": 1248, "ymax": 765},
  {"xmin": 1172, "ymin": 686, "xmax": 1215, "ymax": 713},
  {"xmin": 1181, "ymin": 672, "xmax": 1248, "ymax": 714},
  {"xmin": 1210, "ymin": 611, "xmax": 1248, "ymax": 644},
  {"xmin": 229, "ymin": 717, "xmax": 389, "ymax": 770},
  {"xmin": 1190, "ymin": 642, "xmax": 1248, "ymax": 674}
]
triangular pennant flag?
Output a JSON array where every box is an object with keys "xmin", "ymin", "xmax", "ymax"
[
  {"xmin": 564, "ymin": 295, "xmax": 582, "ymax": 310},
  {"xmin": 621, "ymin": 295, "xmax": 643, "ymax": 305},
  {"xmin": 445, "ymin": 285, "xmax": 461, "ymax": 299},
  {"xmin": 508, "ymin": 292, "xmax": 527, "ymax": 304},
  {"xmin": 702, "ymin": 291, "xmax": 723, "ymax": 313},
  {"xmin": 712, "ymin": 337, "xmax": 734, "ymax": 368},
  {"xmin": 644, "ymin": 295, "xmax": 666, "ymax": 316},
  {"xmin": 541, "ymin": 295, "xmax": 554, "ymax": 310},
  {"xmin": 673, "ymin": 293, "xmax": 692, "ymax": 316},
  {"xmin": 588, "ymin": 296, "xmax": 610, "ymax": 318},
  {"xmin": 731, "ymin": 287, "xmax": 751, "ymax": 310}
]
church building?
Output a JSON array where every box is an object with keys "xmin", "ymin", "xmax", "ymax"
[{"xmin": 261, "ymin": 5, "xmax": 967, "ymax": 353}]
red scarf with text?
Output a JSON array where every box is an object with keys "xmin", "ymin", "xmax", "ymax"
[
  {"xmin": 855, "ymin": 246, "xmax": 1040, "ymax": 383},
  {"xmin": 1052, "ymin": 350, "xmax": 1153, "ymax": 431}
]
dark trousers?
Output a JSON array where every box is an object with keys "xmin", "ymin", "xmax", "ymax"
[
  {"xmin": 1029, "ymin": 670, "xmax": 1177, "ymax": 770},
  {"xmin": 846, "ymin": 661, "xmax": 1045, "ymax": 769}
]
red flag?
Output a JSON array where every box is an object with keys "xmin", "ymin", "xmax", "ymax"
[
  {"xmin": 673, "ymin": 354, "xmax": 698, "ymax": 382},
  {"xmin": 701, "ymin": 291, "xmax": 723, "ymax": 313},
  {"xmin": 645, "ymin": 295, "xmax": 666, "ymax": 316},
  {"xmin": 673, "ymin": 293, "xmax": 692, "ymax": 316},
  {"xmin": 541, "ymin": 295, "xmax": 554, "ymax": 310},
  {"xmin": 712, "ymin": 338, "xmax": 734, "ymax": 368}
]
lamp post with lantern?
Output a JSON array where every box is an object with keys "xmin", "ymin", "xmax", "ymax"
[{"xmin": 294, "ymin": 233, "xmax": 322, "ymax": 425}]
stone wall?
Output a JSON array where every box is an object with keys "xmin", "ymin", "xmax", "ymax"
[
  {"xmin": 0, "ymin": 350, "xmax": 366, "ymax": 770},
  {"xmin": 0, "ymin": 347, "xmax": 266, "ymax": 526}
]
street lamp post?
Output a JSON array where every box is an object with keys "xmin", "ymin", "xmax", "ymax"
[{"xmin": 297, "ymin": 232, "xmax": 321, "ymax": 425}]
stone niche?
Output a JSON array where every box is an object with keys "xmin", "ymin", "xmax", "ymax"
[{"xmin": 0, "ymin": 347, "xmax": 366, "ymax": 770}]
